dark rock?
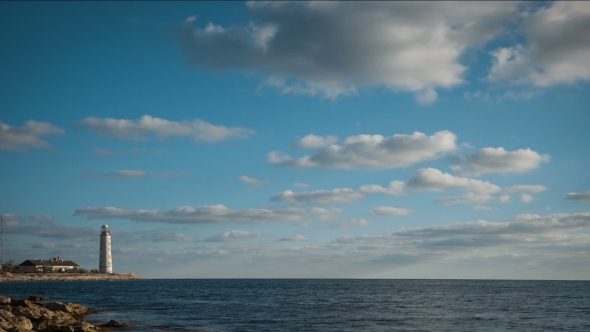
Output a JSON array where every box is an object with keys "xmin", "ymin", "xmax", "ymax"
[
  {"xmin": 98, "ymin": 320, "xmax": 132, "ymax": 328},
  {"xmin": 9, "ymin": 299, "xmax": 37, "ymax": 309},
  {"xmin": 29, "ymin": 295, "xmax": 55, "ymax": 301}
]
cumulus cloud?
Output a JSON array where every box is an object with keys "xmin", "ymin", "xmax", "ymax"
[
  {"xmin": 504, "ymin": 185, "xmax": 548, "ymax": 194},
  {"xmin": 521, "ymin": 194, "xmax": 533, "ymax": 203},
  {"xmin": 204, "ymin": 230, "xmax": 267, "ymax": 242},
  {"xmin": 0, "ymin": 120, "xmax": 64, "ymax": 151},
  {"xmin": 487, "ymin": 2, "xmax": 590, "ymax": 87},
  {"xmin": 372, "ymin": 207, "xmax": 412, "ymax": 216},
  {"xmin": 290, "ymin": 134, "xmax": 338, "ymax": 149},
  {"xmin": 271, "ymin": 188, "xmax": 364, "ymax": 205},
  {"xmin": 449, "ymin": 147, "xmax": 550, "ymax": 175},
  {"xmin": 407, "ymin": 168, "xmax": 501, "ymax": 194},
  {"xmin": 76, "ymin": 115, "xmax": 255, "ymax": 143},
  {"xmin": 499, "ymin": 195, "xmax": 511, "ymax": 203},
  {"xmin": 1, "ymin": 214, "xmax": 22, "ymax": 226},
  {"xmin": 567, "ymin": 190, "xmax": 590, "ymax": 203},
  {"xmin": 176, "ymin": 2, "xmax": 518, "ymax": 102},
  {"xmin": 359, "ymin": 181, "xmax": 406, "ymax": 196},
  {"xmin": 239, "ymin": 175, "xmax": 267, "ymax": 187},
  {"xmin": 340, "ymin": 218, "xmax": 371, "ymax": 228},
  {"xmin": 4, "ymin": 219, "xmax": 100, "ymax": 241},
  {"xmin": 84, "ymin": 170, "xmax": 186, "ymax": 179},
  {"xmin": 73, "ymin": 205, "xmax": 340, "ymax": 224},
  {"xmin": 278, "ymin": 234, "xmax": 309, "ymax": 242},
  {"xmin": 269, "ymin": 130, "xmax": 457, "ymax": 169},
  {"xmin": 436, "ymin": 193, "xmax": 495, "ymax": 205}
]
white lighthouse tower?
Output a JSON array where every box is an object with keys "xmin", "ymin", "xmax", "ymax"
[{"xmin": 99, "ymin": 224, "xmax": 113, "ymax": 273}]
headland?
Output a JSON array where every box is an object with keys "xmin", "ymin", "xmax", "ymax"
[{"xmin": 0, "ymin": 272, "xmax": 143, "ymax": 283}]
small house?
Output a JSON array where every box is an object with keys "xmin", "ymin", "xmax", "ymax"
[{"xmin": 18, "ymin": 257, "xmax": 79, "ymax": 272}]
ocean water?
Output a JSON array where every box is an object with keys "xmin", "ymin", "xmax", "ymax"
[{"xmin": 1, "ymin": 279, "xmax": 589, "ymax": 331}]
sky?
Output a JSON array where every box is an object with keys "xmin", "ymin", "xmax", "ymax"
[{"xmin": 1, "ymin": 1, "xmax": 589, "ymax": 279}]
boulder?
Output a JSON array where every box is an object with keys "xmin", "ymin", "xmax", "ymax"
[
  {"xmin": 0, "ymin": 314, "xmax": 33, "ymax": 331},
  {"xmin": 0, "ymin": 297, "xmax": 10, "ymax": 305},
  {"xmin": 98, "ymin": 320, "xmax": 132, "ymax": 328},
  {"xmin": 42, "ymin": 303, "xmax": 89, "ymax": 318},
  {"xmin": 11, "ymin": 305, "xmax": 55, "ymax": 321},
  {"xmin": 29, "ymin": 295, "xmax": 54, "ymax": 301},
  {"xmin": 9, "ymin": 299, "xmax": 37, "ymax": 309},
  {"xmin": 40, "ymin": 321, "xmax": 100, "ymax": 332}
]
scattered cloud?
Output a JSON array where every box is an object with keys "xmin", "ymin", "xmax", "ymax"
[
  {"xmin": 340, "ymin": 218, "xmax": 371, "ymax": 228},
  {"xmin": 239, "ymin": 175, "xmax": 267, "ymax": 187},
  {"xmin": 521, "ymin": 193, "xmax": 533, "ymax": 203},
  {"xmin": 84, "ymin": 170, "xmax": 186, "ymax": 179},
  {"xmin": 138, "ymin": 229, "xmax": 197, "ymax": 243},
  {"xmin": 473, "ymin": 205, "xmax": 492, "ymax": 211},
  {"xmin": 436, "ymin": 193, "xmax": 495, "ymax": 205},
  {"xmin": 28, "ymin": 215, "xmax": 54, "ymax": 223},
  {"xmin": 74, "ymin": 205, "xmax": 340, "ymax": 225},
  {"xmin": 269, "ymin": 131, "xmax": 457, "ymax": 169},
  {"xmin": 372, "ymin": 207, "xmax": 412, "ymax": 216},
  {"xmin": 176, "ymin": 2, "xmax": 518, "ymax": 102},
  {"xmin": 93, "ymin": 147, "xmax": 115, "ymax": 157},
  {"xmin": 204, "ymin": 230, "xmax": 267, "ymax": 242},
  {"xmin": 31, "ymin": 242, "xmax": 56, "ymax": 249},
  {"xmin": 407, "ymin": 168, "xmax": 501, "ymax": 194},
  {"xmin": 293, "ymin": 183, "xmax": 310, "ymax": 188},
  {"xmin": 359, "ymin": 181, "xmax": 406, "ymax": 196},
  {"xmin": 289, "ymin": 134, "xmax": 338, "ymax": 149},
  {"xmin": 271, "ymin": 188, "xmax": 364, "ymax": 205},
  {"xmin": 4, "ymin": 219, "xmax": 101, "ymax": 241},
  {"xmin": 76, "ymin": 115, "xmax": 255, "ymax": 143},
  {"xmin": 504, "ymin": 185, "xmax": 548, "ymax": 194},
  {"xmin": 449, "ymin": 147, "xmax": 550, "ymax": 176},
  {"xmin": 499, "ymin": 195, "xmax": 511, "ymax": 203},
  {"xmin": 0, "ymin": 120, "xmax": 64, "ymax": 151},
  {"xmin": 1, "ymin": 214, "xmax": 22, "ymax": 226},
  {"xmin": 487, "ymin": 2, "xmax": 590, "ymax": 87},
  {"xmin": 567, "ymin": 190, "xmax": 590, "ymax": 203},
  {"xmin": 278, "ymin": 234, "xmax": 309, "ymax": 242}
]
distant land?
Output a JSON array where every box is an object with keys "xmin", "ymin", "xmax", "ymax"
[{"xmin": 0, "ymin": 272, "xmax": 143, "ymax": 282}]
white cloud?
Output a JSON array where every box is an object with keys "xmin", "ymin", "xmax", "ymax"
[
  {"xmin": 278, "ymin": 234, "xmax": 309, "ymax": 242},
  {"xmin": 0, "ymin": 120, "xmax": 64, "ymax": 151},
  {"xmin": 449, "ymin": 147, "xmax": 550, "ymax": 175},
  {"xmin": 84, "ymin": 170, "xmax": 185, "ymax": 179},
  {"xmin": 407, "ymin": 168, "xmax": 501, "ymax": 194},
  {"xmin": 271, "ymin": 188, "xmax": 363, "ymax": 205},
  {"xmin": 93, "ymin": 147, "xmax": 115, "ymax": 157},
  {"xmin": 504, "ymin": 185, "xmax": 548, "ymax": 194},
  {"xmin": 204, "ymin": 230, "xmax": 267, "ymax": 242},
  {"xmin": 473, "ymin": 205, "xmax": 492, "ymax": 211},
  {"xmin": 414, "ymin": 88, "xmax": 438, "ymax": 106},
  {"xmin": 73, "ymin": 205, "xmax": 340, "ymax": 224},
  {"xmin": 176, "ymin": 2, "xmax": 518, "ymax": 103},
  {"xmin": 269, "ymin": 131, "xmax": 457, "ymax": 169},
  {"xmin": 28, "ymin": 215, "xmax": 54, "ymax": 223},
  {"xmin": 76, "ymin": 115, "xmax": 255, "ymax": 143},
  {"xmin": 521, "ymin": 194, "xmax": 533, "ymax": 203},
  {"xmin": 340, "ymin": 218, "xmax": 371, "ymax": 228},
  {"xmin": 293, "ymin": 183, "xmax": 310, "ymax": 188},
  {"xmin": 138, "ymin": 229, "xmax": 197, "ymax": 243},
  {"xmin": 487, "ymin": 2, "xmax": 590, "ymax": 87},
  {"xmin": 289, "ymin": 134, "xmax": 338, "ymax": 149},
  {"xmin": 239, "ymin": 175, "xmax": 267, "ymax": 187},
  {"xmin": 436, "ymin": 193, "xmax": 495, "ymax": 205},
  {"xmin": 567, "ymin": 190, "xmax": 590, "ymax": 203},
  {"xmin": 499, "ymin": 195, "xmax": 511, "ymax": 203},
  {"xmin": 372, "ymin": 207, "xmax": 412, "ymax": 216},
  {"xmin": 359, "ymin": 181, "xmax": 406, "ymax": 196}
]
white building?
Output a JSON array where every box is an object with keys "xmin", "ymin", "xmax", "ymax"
[
  {"xmin": 18, "ymin": 257, "xmax": 79, "ymax": 272},
  {"xmin": 99, "ymin": 224, "xmax": 113, "ymax": 273}
]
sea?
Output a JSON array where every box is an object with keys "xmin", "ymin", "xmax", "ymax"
[{"xmin": 1, "ymin": 279, "xmax": 589, "ymax": 331}]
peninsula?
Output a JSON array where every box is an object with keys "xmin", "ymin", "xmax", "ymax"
[{"xmin": 0, "ymin": 272, "xmax": 142, "ymax": 283}]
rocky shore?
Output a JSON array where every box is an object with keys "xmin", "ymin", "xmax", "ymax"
[
  {"xmin": 0, "ymin": 273, "xmax": 142, "ymax": 283},
  {"xmin": 0, "ymin": 294, "xmax": 131, "ymax": 331}
]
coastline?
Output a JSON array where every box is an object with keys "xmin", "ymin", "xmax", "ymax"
[{"xmin": 0, "ymin": 272, "xmax": 143, "ymax": 282}]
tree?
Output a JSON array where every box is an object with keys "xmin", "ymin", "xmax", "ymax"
[{"xmin": 1, "ymin": 260, "xmax": 21, "ymax": 273}]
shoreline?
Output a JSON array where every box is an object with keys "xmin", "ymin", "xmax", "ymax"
[{"xmin": 0, "ymin": 272, "xmax": 143, "ymax": 282}]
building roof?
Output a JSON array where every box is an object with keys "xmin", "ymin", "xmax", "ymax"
[{"xmin": 19, "ymin": 260, "xmax": 79, "ymax": 267}]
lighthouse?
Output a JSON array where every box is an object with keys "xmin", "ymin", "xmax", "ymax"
[{"xmin": 99, "ymin": 224, "xmax": 113, "ymax": 273}]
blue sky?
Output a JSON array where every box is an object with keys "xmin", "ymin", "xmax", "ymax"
[{"xmin": 1, "ymin": 1, "xmax": 589, "ymax": 279}]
